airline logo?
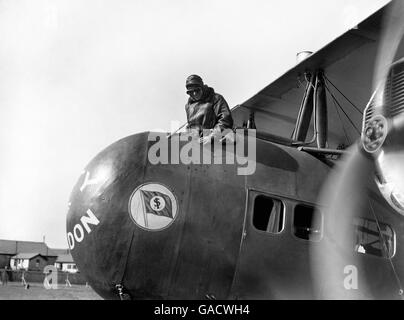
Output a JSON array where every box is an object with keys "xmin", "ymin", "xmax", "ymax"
[
  {"xmin": 129, "ymin": 183, "xmax": 178, "ymax": 231},
  {"xmin": 140, "ymin": 190, "xmax": 173, "ymax": 219}
]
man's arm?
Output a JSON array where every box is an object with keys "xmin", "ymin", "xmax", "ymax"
[
  {"xmin": 185, "ymin": 104, "xmax": 190, "ymax": 129},
  {"xmin": 200, "ymin": 94, "xmax": 234, "ymax": 144},
  {"xmin": 213, "ymin": 94, "xmax": 233, "ymax": 133}
]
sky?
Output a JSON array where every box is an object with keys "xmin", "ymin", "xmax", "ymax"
[{"xmin": 0, "ymin": 0, "xmax": 390, "ymax": 248}]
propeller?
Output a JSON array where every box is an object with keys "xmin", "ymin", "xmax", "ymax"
[{"xmin": 312, "ymin": 0, "xmax": 404, "ymax": 299}]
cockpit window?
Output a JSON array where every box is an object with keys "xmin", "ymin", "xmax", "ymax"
[
  {"xmin": 353, "ymin": 217, "xmax": 395, "ymax": 259},
  {"xmin": 253, "ymin": 195, "xmax": 285, "ymax": 234},
  {"xmin": 293, "ymin": 204, "xmax": 322, "ymax": 241}
]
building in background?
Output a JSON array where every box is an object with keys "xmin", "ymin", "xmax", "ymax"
[
  {"xmin": 0, "ymin": 240, "xmax": 49, "ymax": 269},
  {"xmin": 55, "ymin": 254, "xmax": 78, "ymax": 273},
  {"xmin": 0, "ymin": 239, "xmax": 74, "ymax": 271},
  {"xmin": 10, "ymin": 253, "xmax": 57, "ymax": 271}
]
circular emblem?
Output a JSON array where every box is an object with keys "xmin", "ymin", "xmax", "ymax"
[{"xmin": 128, "ymin": 183, "xmax": 178, "ymax": 231}]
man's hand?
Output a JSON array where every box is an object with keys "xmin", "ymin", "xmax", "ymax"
[{"xmin": 199, "ymin": 134, "xmax": 213, "ymax": 145}]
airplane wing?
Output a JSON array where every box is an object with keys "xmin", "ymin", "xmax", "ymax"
[{"xmin": 232, "ymin": 2, "xmax": 397, "ymax": 149}]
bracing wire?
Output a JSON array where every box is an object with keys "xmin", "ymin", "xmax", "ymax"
[
  {"xmin": 324, "ymin": 82, "xmax": 362, "ymax": 136},
  {"xmin": 324, "ymin": 75, "xmax": 363, "ymax": 116},
  {"xmin": 327, "ymin": 86, "xmax": 352, "ymax": 146}
]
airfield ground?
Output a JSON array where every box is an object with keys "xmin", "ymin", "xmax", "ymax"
[{"xmin": 0, "ymin": 282, "xmax": 102, "ymax": 300}]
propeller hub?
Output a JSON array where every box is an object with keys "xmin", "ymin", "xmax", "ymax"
[{"xmin": 361, "ymin": 115, "xmax": 388, "ymax": 153}]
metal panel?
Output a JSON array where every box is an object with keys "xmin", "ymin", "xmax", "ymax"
[
  {"xmin": 230, "ymin": 190, "xmax": 321, "ymax": 299},
  {"xmin": 230, "ymin": 141, "xmax": 331, "ymax": 299},
  {"xmin": 122, "ymin": 136, "xmax": 192, "ymax": 299},
  {"xmin": 67, "ymin": 132, "xmax": 150, "ymax": 299},
  {"xmin": 167, "ymin": 145, "xmax": 246, "ymax": 299}
]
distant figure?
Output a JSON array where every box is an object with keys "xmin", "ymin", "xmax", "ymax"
[
  {"xmin": 185, "ymin": 75, "xmax": 234, "ymax": 144},
  {"xmin": 1, "ymin": 266, "xmax": 8, "ymax": 286},
  {"xmin": 65, "ymin": 274, "xmax": 72, "ymax": 287},
  {"xmin": 21, "ymin": 271, "xmax": 29, "ymax": 289}
]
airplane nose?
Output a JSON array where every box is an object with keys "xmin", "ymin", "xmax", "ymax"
[
  {"xmin": 66, "ymin": 132, "xmax": 150, "ymax": 299},
  {"xmin": 66, "ymin": 132, "xmax": 190, "ymax": 299}
]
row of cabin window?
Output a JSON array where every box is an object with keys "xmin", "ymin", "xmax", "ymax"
[
  {"xmin": 252, "ymin": 194, "xmax": 395, "ymax": 259},
  {"xmin": 253, "ymin": 195, "xmax": 321, "ymax": 241}
]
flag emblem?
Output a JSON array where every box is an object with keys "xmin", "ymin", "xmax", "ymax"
[
  {"xmin": 129, "ymin": 183, "xmax": 178, "ymax": 230},
  {"xmin": 140, "ymin": 190, "xmax": 173, "ymax": 219}
]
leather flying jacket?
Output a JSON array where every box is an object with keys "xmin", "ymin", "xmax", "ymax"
[{"xmin": 185, "ymin": 85, "xmax": 233, "ymax": 136}]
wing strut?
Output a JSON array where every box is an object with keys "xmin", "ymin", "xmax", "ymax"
[
  {"xmin": 315, "ymin": 71, "xmax": 328, "ymax": 148},
  {"xmin": 293, "ymin": 73, "xmax": 315, "ymax": 142},
  {"xmin": 293, "ymin": 70, "xmax": 328, "ymax": 148}
]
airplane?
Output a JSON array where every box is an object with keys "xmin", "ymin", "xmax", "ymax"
[{"xmin": 66, "ymin": 1, "xmax": 404, "ymax": 299}]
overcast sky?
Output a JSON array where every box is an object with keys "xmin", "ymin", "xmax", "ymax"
[{"xmin": 0, "ymin": 0, "xmax": 389, "ymax": 248}]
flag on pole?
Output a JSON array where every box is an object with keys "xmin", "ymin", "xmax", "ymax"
[{"xmin": 140, "ymin": 190, "xmax": 173, "ymax": 219}]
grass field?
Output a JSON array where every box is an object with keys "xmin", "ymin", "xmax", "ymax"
[{"xmin": 0, "ymin": 282, "xmax": 102, "ymax": 300}]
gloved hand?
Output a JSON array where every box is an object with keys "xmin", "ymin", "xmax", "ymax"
[{"xmin": 199, "ymin": 133, "xmax": 214, "ymax": 145}]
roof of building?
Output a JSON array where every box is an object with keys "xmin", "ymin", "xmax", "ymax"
[
  {"xmin": 11, "ymin": 253, "xmax": 44, "ymax": 260},
  {"xmin": 0, "ymin": 240, "xmax": 67, "ymax": 256},
  {"xmin": 55, "ymin": 254, "xmax": 74, "ymax": 263},
  {"xmin": 0, "ymin": 240, "xmax": 17, "ymax": 255},
  {"xmin": 48, "ymin": 248, "xmax": 70, "ymax": 256},
  {"xmin": 0, "ymin": 240, "xmax": 48, "ymax": 255}
]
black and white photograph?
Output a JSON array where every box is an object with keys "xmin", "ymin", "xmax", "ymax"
[{"xmin": 2, "ymin": 0, "xmax": 404, "ymax": 304}]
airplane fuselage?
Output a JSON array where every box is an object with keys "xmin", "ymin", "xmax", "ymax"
[{"xmin": 66, "ymin": 132, "xmax": 401, "ymax": 299}]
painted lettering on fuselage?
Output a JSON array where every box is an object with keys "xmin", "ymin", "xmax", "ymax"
[{"xmin": 67, "ymin": 209, "xmax": 100, "ymax": 250}]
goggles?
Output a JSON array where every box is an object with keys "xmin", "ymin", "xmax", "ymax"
[{"xmin": 186, "ymin": 87, "xmax": 202, "ymax": 96}]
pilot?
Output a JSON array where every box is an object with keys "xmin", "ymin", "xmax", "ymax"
[{"xmin": 185, "ymin": 74, "xmax": 234, "ymax": 144}]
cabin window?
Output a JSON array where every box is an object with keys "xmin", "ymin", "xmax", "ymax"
[
  {"xmin": 253, "ymin": 195, "xmax": 285, "ymax": 233},
  {"xmin": 293, "ymin": 204, "xmax": 322, "ymax": 241},
  {"xmin": 353, "ymin": 217, "xmax": 395, "ymax": 258}
]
